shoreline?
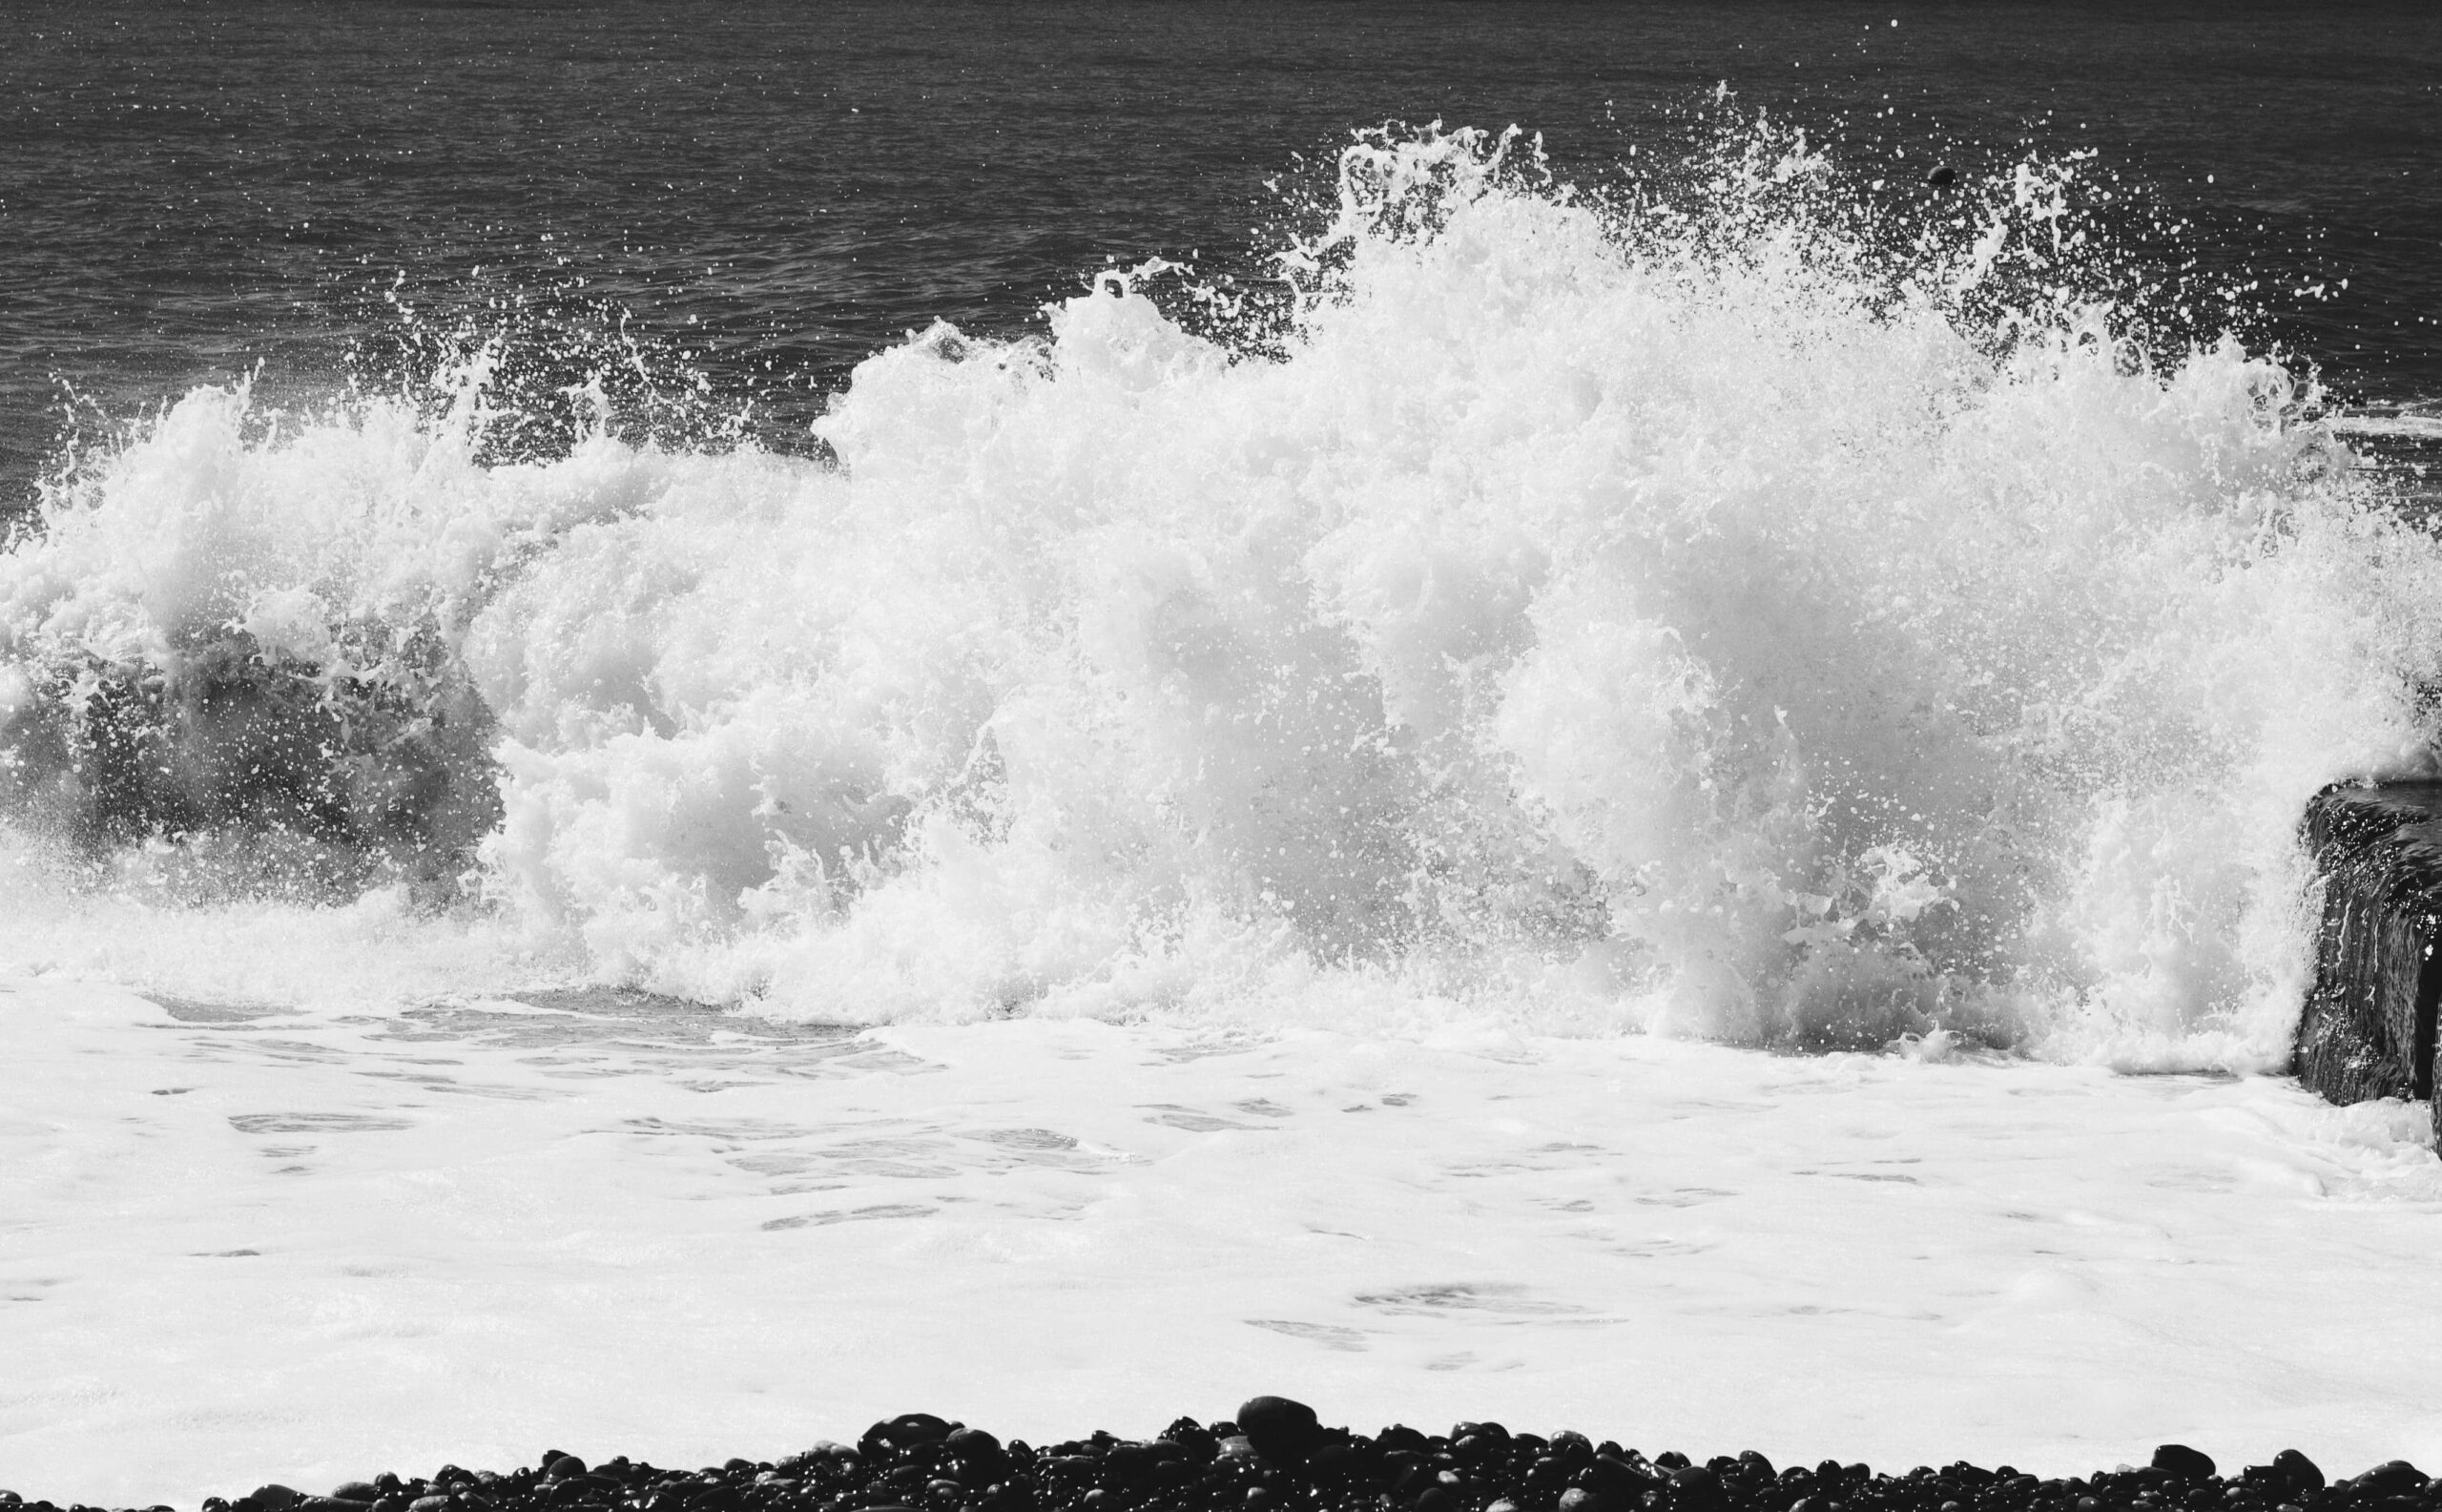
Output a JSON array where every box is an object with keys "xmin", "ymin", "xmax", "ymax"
[{"xmin": 1, "ymin": 1403, "xmax": 2394, "ymax": 1512}]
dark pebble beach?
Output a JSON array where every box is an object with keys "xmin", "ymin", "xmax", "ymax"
[{"xmin": 0, "ymin": 1398, "xmax": 2411, "ymax": 1512}]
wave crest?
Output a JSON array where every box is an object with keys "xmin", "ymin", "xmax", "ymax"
[{"xmin": 3, "ymin": 120, "xmax": 2428, "ymax": 1065}]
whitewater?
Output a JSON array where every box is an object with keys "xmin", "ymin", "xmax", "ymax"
[{"xmin": 10, "ymin": 126, "xmax": 2442, "ymax": 1503}]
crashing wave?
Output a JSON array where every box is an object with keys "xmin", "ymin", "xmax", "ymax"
[{"xmin": 2, "ymin": 120, "xmax": 2431, "ymax": 1067}]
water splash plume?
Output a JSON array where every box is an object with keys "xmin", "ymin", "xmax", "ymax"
[{"xmin": 4, "ymin": 119, "xmax": 2433, "ymax": 1068}]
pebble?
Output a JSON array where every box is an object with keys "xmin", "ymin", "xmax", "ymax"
[
  {"xmin": 2274, "ymin": 1452, "xmax": 2328, "ymax": 1494},
  {"xmin": 1233, "ymin": 1396, "xmax": 1321, "ymax": 1465},
  {"xmin": 17, "ymin": 1418, "xmax": 2432, "ymax": 1512},
  {"xmin": 2156, "ymin": 1446, "xmax": 2219, "ymax": 1481}
]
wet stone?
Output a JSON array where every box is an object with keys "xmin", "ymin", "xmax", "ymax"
[
  {"xmin": 2156, "ymin": 1448, "xmax": 2220, "ymax": 1484},
  {"xmin": 1235, "ymin": 1397, "xmax": 1322, "ymax": 1466},
  {"xmin": 2276, "ymin": 1453, "xmax": 2328, "ymax": 1495},
  {"xmin": 2359, "ymin": 1464, "xmax": 2429, "ymax": 1497},
  {"xmin": 36, "ymin": 1417, "xmax": 2442, "ymax": 1512}
]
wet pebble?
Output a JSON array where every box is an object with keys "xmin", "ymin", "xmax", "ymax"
[
  {"xmin": 2276, "ymin": 1452, "xmax": 2328, "ymax": 1495},
  {"xmin": 1234, "ymin": 1397, "xmax": 1321, "ymax": 1466},
  {"xmin": 33, "ymin": 1412, "xmax": 2442, "ymax": 1512},
  {"xmin": 2158, "ymin": 1447, "xmax": 2220, "ymax": 1482}
]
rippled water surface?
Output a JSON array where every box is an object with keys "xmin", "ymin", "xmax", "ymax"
[{"xmin": 5, "ymin": 0, "xmax": 2441, "ymax": 499}]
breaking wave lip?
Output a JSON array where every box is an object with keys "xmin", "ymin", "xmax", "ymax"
[{"xmin": 1, "ymin": 117, "xmax": 2432, "ymax": 1072}]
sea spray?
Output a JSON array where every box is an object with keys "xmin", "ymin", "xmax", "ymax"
[{"xmin": 0, "ymin": 121, "xmax": 2431, "ymax": 1066}]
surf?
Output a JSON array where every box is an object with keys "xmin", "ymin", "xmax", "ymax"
[{"xmin": 0, "ymin": 121, "xmax": 2428, "ymax": 1067}]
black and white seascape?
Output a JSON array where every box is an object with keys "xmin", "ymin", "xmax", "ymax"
[{"xmin": 8, "ymin": 3, "xmax": 2442, "ymax": 1506}]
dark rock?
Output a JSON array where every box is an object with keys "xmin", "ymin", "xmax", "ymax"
[
  {"xmin": 49, "ymin": 1425, "xmax": 2442, "ymax": 1512},
  {"xmin": 1589, "ymin": 1456, "xmax": 1660, "ymax": 1496},
  {"xmin": 1377, "ymin": 1426, "xmax": 1434, "ymax": 1456},
  {"xmin": 863, "ymin": 1415, "xmax": 954, "ymax": 1456},
  {"xmin": 1455, "ymin": 1434, "xmax": 1504, "ymax": 1466},
  {"xmin": 1927, "ymin": 166, "xmax": 1958, "ymax": 188},
  {"xmin": 333, "ymin": 1487, "xmax": 381, "ymax": 1503},
  {"xmin": 2273, "ymin": 1452, "xmax": 2326, "ymax": 1495},
  {"xmin": 1674, "ymin": 1465, "xmax": 1728, "ymax": 1512},
  {"xmin": 2153, "ymin": 1448, "xmax": 2218, "ymax": 1483},
  {"xmin": 1235, "ymin": 1397, "xmax": 1323, "ymax": 1465},
  {"xmin": 2296, "ymin": 783, "xmax": 2442, "ymax": 1112},
  {"xmin": 1106, "ymin": 1444, "xmax": 1163, "ymax": 1486},
  {"xmin": 1159, "ymin": 1419, "xmax": 1219, "ymax": 1462}
]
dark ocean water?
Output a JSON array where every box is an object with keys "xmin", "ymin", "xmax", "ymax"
[{"xmin": 3, "ymin": 0, "xmax": 2440, "ymax": 504}]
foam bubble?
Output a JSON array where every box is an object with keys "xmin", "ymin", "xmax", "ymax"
[{"xmin": 3, "ymin": 121, "xmax": 2431, "ymax": 1067}]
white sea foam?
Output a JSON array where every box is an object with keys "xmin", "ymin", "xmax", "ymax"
[
  {"xmin": 5, "ymin": 124, "xmax": 2438, "ymax": 1067},
  {"xmin": 10, "ymin": 975, "xmax": 2442, "ymax": 1504}
]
